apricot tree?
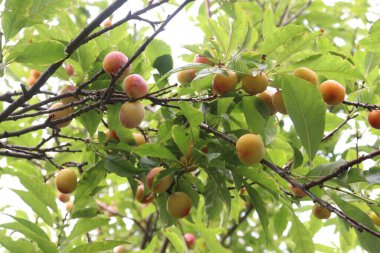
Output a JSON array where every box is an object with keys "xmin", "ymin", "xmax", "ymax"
[{"xmin": 1, "ymin": 0, "xmax": 380, "ymax": 253}]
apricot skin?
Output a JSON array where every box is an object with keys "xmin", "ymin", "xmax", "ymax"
[
  {"xmin": 119, "ymin": 101, "xmax": 145, "ymax": 129},
  {"xmin": 212, "ymin": 71, "xmax": 238, "ymax": 95},
  {"xmin": 236, "ymin": 134, "xmax": 265, "ymax": 165},
  {"xmin": 113, "ymin": 245, "xmax": 126, "ymax": 253},
  {"xmin": 49, "ymin": 102, "xmax": 74, "ymax": 128},
  {"xmin": 293, "ymin": 67, "xmax": 318, "ymax": 86},
  {"xmin": 319, "ymin": 80, "xmax": 345, "ymax": 105},
  {"xmin": 184, "ymin": 233, "xmax": 196, "ymax": 249},
  {"xmin": 102, "ymin": 51, "xmax": 130, "ymax": 76},
  {"xmin": 27, "ymin": 76, "xmax": 37, "ymax": 86},
  {"xmin": 257, "ymin": 91, "xmax": 277, "ymax": 115},
  {"xmin": 290, "ymin": 185, "xmax": 307, "ymax": 198},
  {"xmin": 104, "ymin": 129, "xmax": 120, "ymax": 142},
  {"xmin": 65, "ymin": 64, "xmax": 74, "ymax": 76},
  {"xmin": 312, "ymin": 205, "xmax": 331, "ymax": 219},
  {"xmin": 177, "ymin": 69, "xmax": 196, "ymax": 84},
  {"xmin": 369, "ymin": 212, "xmax": 380, "ymax": 226},
  {"xmin": 368, "ymin": 110, "xmax": 380, "ymax": 129},
  {"xmin": 194, "ymin": 54, "xmax": 214, "ymax": 66},
  {"xmin": 123, "ymin": 74, "xmax": 148, "ymax": 98},
  {"xmin": 56, "ymin": 169, "xmax": 77, "ymax": 194},
  {"xmin": 57, "ymin": 192, "xmax": 70, "ymax": 203},
  {"xmin": 242, "ymin": 72, "xmax": 268, "ymax": 95},
  {"xmin": 133, "ymin": 133, "xmax": 146, "ymax": 146},
  {"xmin": 167, "ymin": 192, "xmax": 192, "ymax": 219},
  {"xmin": 60, "ymin": 85, "xmax": 77, "ymax": 104},
  {"xmin": 272, "ymin": 90, "xmax": 287, "ymax": 115},
  {"xmin": 31, "ymin": 70, "xmax": 42, "ymax": 79},
  {"xmin": 145, "ymin": 167, "xmax": 174, "ymax": 194},
  {"xmin": 136, "ymin": 184, "xmax": 156, "ymax": 204}
]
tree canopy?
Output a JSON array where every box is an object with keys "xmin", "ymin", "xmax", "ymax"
[{"xmin": 1, "ymin": 0, "xmax": 380, "ymax": 252}]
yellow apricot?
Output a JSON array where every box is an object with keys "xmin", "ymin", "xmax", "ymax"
[
  {"xmin": 177, "ymin": 69, "xmax": 196, "ymax": 84},
  {"xmin": 133, "ymin": 133, "xmax": 146, "ymax": 146},
  {"xmin": 236, "ymin": 134, "xmax": 265, "ymax": 164},
  {"xmin": 49, "ymin": 102, "xmax": 74, "ymax": 128},
  {"xmin": 145, "ymin": 167, "xmax": 174, "ymax": 193},
  {"xmin": 119, "ymin": 101, "xmax": 145, "ymax": 129},
  {"xmin": 256, "ymin": 91, "xmax": 277, "ymax": 115},
  {"xmin": 293, "ymin": 67, "xmax": 318, "ymax": 86},
  {"xmin": 56, "ymin": 169, "xmax": 77, "ymax": 194},
  {"xmin": 242, "ymin": 72, "xmax": 268, "ymax": 95},
  {"xmin": 167, "ymin": 192, "xmax": 192, "ymax": 218},
  {"xmin": 272, "ymin": 90, "xmax": 287, "ymax": 115},
  {"xmin": 212, "ymin": 71, "xmax": 238, "ymax": 95},
  {"xmin": 370, "ymin": 212, "xmax": 380, "ymax": 226}
]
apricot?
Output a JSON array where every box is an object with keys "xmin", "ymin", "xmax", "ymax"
[
  {"xmin": 368, "ymin": 110, "xmax": 380, "ymax": 129},
  {"xmin": 49, "ymin": 102, "xmax": 74, "ymax": 128},
  {"xmin": 319, "ymin": 80, "xmax": 345, "ymax": 105},
  {"xmin": 242, "ymin": 72, "xmax": 268, "ymax": 95},
  {"xmin": 104, "ymin": 19, "xmax": 112, "ymax": 28},
  {"xmin": 57, "ymin": 192, "xmax": 70, "ymax": 203},
  {"xmin": 272, "ymin": 90, "xmax": 287, "ymax": 114},
  {"xmin": 293, "ymin": 67, "xmax": 318, "ymax": 86},
  {"xmin": 312, "ymin": 205, "xmax": 331, "ymax": 219},
  {"xmin": 56, "ymin": 169, "xmax": 77, "ymax": 194},
  {"xmin": 60, "ymin": 84, "xmax": 78, "ymax": 104},
  {"xmin": 166, "ymin": 192, "xmax": 192, "ymax": 219},
  {"xmin": 290, "ymin": 185, "xmax": 307, "ymax": 198},
  {"xmin": 184, "ymin": 233, "xmax": 196, "ymax": 249},
  {"xmin": 65, "ymin": 64, "xmax": 74, "ymax": 76},
  {"xmin": 27, "ymin": 76, "xmax": 37, "ymax": 87},
  {"xmin": 369, "ymin": 212, "xmax": 380, "ymax": 226},
  {"xmin": 177, "ymin": 69, "xmax": 196, "ymax": 84},
  {"xmin": 65, "ymin": 201, "xmax": 73, "ymax": 212},
  {"xmin": 123, "ymin": 74, "xmax": 148, "ymax": 98},
  {"xmin": 104, "ymin": 129, "xmax": 120, "ymax": 142},
  {"xmin": 102, "ymin": 51, "xmax": 130, "ymax": 76},
  {"xmin": 236, "ymin": 134, "xmax": 265, "ymax": 165},
  {"xmin": 256, "ymin": 91, "xmax": 277, "ymax": 115},
  {"xmin": 119, "ymin": 101, "xmax": 144, "ymax": 129},
  {"xmin": 31, "ymin": 70, "xmax": 42, "ymax": 79},
  {"xmin": 145, "ymin": 167, "xmax": 174, "ymax": 193},
  {"xmin": 136, "ymin": 184, "xmax": 156, "ymax": 204},
  {"xmin": 212, "ymin": 71, "xmax": 238, "ymax": 95},
  {"xmin": 133, "ymin": 133, "xmax": 146, "ymax": 146},
  {"xmin": 194, "ymin": 54, "xmax": 214, "ymax": 66}
]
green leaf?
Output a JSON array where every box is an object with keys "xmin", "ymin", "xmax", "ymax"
[
  {"xmin": 289, "ymin": 212, "xmax": 315, "ymax": 253},
  {"xmin": 68, "ymin": 217, "xmax": 110, "ymax": 240},
  {"xmin": 273, "ymin": 206, "xmax": 289, "ymax": 237},
  {"xmin": 11, "ymin": 189, "xmax": 53, "ymax": 227},
  {"xmin": 243, "ymin": 182, "xmax": 270, "ymax": 242},
  {"xmin": 76, "ymin": 41, "xmax": 99, "ymax": 72},
  {"xmin": 103, "ymin": 156, "xmax": 146, "ymax": 177},
  {"xmin": 69, "ymin": 241, "xmax": 127, "ymax": 253},
  {"xmin": 73, "ymin": 162, "xmax": 106, "ymax": 215},
  {"xmin": 156, "ymin": 193, "xmax": 176, "ymax": 226},
  {"xmin": 134, "ymin": 143, "xmax": 177, "ymax": 160},
  {"xmin": 8, "ymin": 40, "xmax": 66, "ymax": 65},
  {"xmin": 281, "ymin": 76, "xmax": 326, "ymax": 160},
  {"xmin": 242, "ymin": 96, "xmax": 266, "ymax": 137},
  {"xmin": 171, "ymin": 125, "xmax": 190, "ymax": 156},
  {"xmin": 28, "ymin": 0, "xmax": 69, "ymax": 26},
  {"xmin": 153, "ymin": 54, "xmax": 173, "ymax": 76},
  {"xmin": 163, "ymin": 227, "xmax": 186, "ymax": 253},
  {"xmin": 179, "ymin": 102, "xmax": 203, "ymax": 129},
  {"xmin": 195, "ymin": 219, "xmax": 230, "ymax": 253},
  {"xmin": 0, "ymin": 233, "xmax": 37, "ymax": 253},
  {"xmin": 204, "ymin": 176, "xmax": 224, "ymax": 222},
  {"xmin": 78, "ymin": 109, "xmax": 102, "ymax": 137},
  {"xmin": 307, "ymin": 160, "xmax": 346, "ymax": 177},
  {"xmin": 331, "ymin": 195, "xmax": 379, "ymax": 253},
  {"xmin": 262, "ymin": 25, "xmax": 309, "ymax": 56},
  {"xmin": 2, "ymin": 0, "xmax": 32, "ymax": 40}
]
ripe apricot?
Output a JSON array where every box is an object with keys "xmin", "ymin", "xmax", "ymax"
[
  {"xmin": 236, "ymin": 134, "xmax": 265, "ymax": 165},
  {"xmin": 102, "ymin": 51, "xmax": 130, "ymax": 76},
  {"xmin": 256, "ymin": 91, "xmax": 277, "ymax": 115},
  {"xmin": 123, "ymin": 74, "xmax": 148, "ymax": 98},
  {"xmin": 27, "ymin": 76, "xmax": 37, "ymax": 87},
  {"xmin": 293, "ymin": 67, "xmax": 318, "ymax": 86},
  {"xmin": 133, "ymin": 133, "xmax": 146, "ymax": 146},
  {"xmin": 312, "ymin": 205, "xmax": 331, "ymax": 219},
  {"xmin": 119, "ymin": 101, "xmax": 144, "ymax": 129},
  {"xmin": 177, "ymin": 69, "xmax": 196, "ymax": 84},
  {"xmin": 290, "ymin": 185, "xmax": 307, "ymax": 197},
  {"xmin": 272, "ymin": 90, "xmax": 287, "ymax": 114},
  {"xmin": 60, "ymin": 85, "xmax": 78, "ymax": 104},
  {"xmin": 368, "ymin": 110, "xmax": 380, "ymax": 129},
  {"xmin": 194, "ymin": 54, "xmax": 214, "ymax": 66},
  {"xmin": 167, "ymin": 192, "xmax": 192, "ymax": 219},
  {"xmin": 56, "ymin": 169, "xmax": 77, "ymax": 194},
  {"xmin": 184, "ymin": 233, "xmax": 196, "ymax": 249},
  {"xmin": 242, "ymin": 72, "xmax": 268, "ymax": 95},
  {"xmin": 65, "ymin": 64, "xmax": 74, "ymax": 76},
  {"xmin": 49, "ymin": 102, "xmax": 74, "ymax": 128},
  {"xmin": 31, "ymin": 70, "xmax": 42, "ymax": 79},
  {"xmin": 319, "ymin": 80, "xmax": 345, "ymax": 105},
  {"xmin": 369, "ymin": 212, "xmax": 380, "ymax": 226},
  {"xmin": 104, "ymin": 19, "xmax": 112, "ymax": 28},
  {"xmin": 212, "ymin": 71, "xmax": 238, "ymax": 95},
  {"xmin": 104, "ymin": 129, "xmax": 120, "ymax": 142},
  {"xmin": 57, "ymin": 192, "xmax": 70, "ymax": 203},
  {"xmin": 145, "ymin": 167, "xmax": 174, "ymax": 193},
  {"xmin": 136, "ymin": 184, "xmax": 156, "ymax": 204}
]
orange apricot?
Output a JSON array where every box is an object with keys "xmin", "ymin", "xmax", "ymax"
[
  {"xmin": 123, "ymin": 74, "xmax": 148, "ymax": 98},
  {"xmin": 236, "ymin": 134, "xmax": 265, "ymax": 165},
  {"xmin": 119, "ymin": 101, "xmax": 145, "ymax": 129},
  {"xmin": 212, "ymin": 71, "xmax": 238, "ymax": 95},
  {"xmin": 242, "ymin": 72, "xmax": 268, "ymax": 95},
  {"xmin": 319, "ymin": 80, "xmax": 346, "ymax": 105}
]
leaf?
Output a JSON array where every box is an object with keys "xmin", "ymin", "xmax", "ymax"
[
  {"xmin": 134, "ymin": 143, "xmax": 177, "ymax": 160},
  {"xmin": 242, "ymin": 96, "xmax": 266, "ymax": 137},
  {"xmin": 171, "ymin": 125, "xmax": 190, "ymax": 156},
  {"xmin": 273, "ymin": 206, "xmax": 289, "ymax": 237},
  {"xmin": 261, "ymin": 25, "xmax": 309, "ymax": 56},
  {"xmin": 307, "ymin": 160, "xmax": 346, "ymax": 177},
  {"xmin": 163, "ymin": 228, "xmax": 186, "ymax": 253},
  {"xmin": 8, "ymin": 40, "xmax": 66, "ymax": 65},
  {"xmin": 28, "ymin": 0, "xmax": 69, "ymax": 26},
  {"xmin": 11, "ymin": 189, "xmax": 53, "ymax": 227},
  {"xmin": 156, "ymin": 193, "xmax": 176, "ymax": 226},
  {"xmin": 78, "ymin": 109, "xmax": 102, "ymax": 137},
  {"xmin": 2, "ymin": 0, "xmax": 32, "ymax": 40},
  {"xmin": 203, "ymin": 176, "xmax": 225, "ymax": 222},
  {"xmin": 68, "ymin": 217, "xmax": 110, "ymax": 240},
  {"xmin": 76, "ymin": 41, "xmax": 99, "ymax": 72},
  {"xmin": 331, "ymin": 195, "xmax": 379, "ymax": 253},
  {"xmin": 103, "ymin": 156, "xmax": 146, "ymax": 177},
  {"xmin": 73, "ymin": 162, "xmax": 106, "ymax": 215},
  {"xmin": 243, "ymin": 182, "xmax": 270, "ymax": 242},
  {"xmin": 195, "ymin": 220, "xmax": 230, "ymax": 253},
  {"xmin": 0, "ymin": 233, "xmax": 37, "ymax": 253},
  {"xmin": 153, "ymin": 54, "xmax": 173, "ymax": 76},
  {"xmin": 289, "ymin": 212, "xmax": 315, "ymax": 253},
  {"xmin": 69, "ymin": 241, "xmax": 127, "ymax": 253},
  {"xmin": 281, "ymin": 76, "xmax": 326, "ymax": 160},
  {"xmin": 179, "ymin": 102, "xmax": 203, "ymax": 129}
]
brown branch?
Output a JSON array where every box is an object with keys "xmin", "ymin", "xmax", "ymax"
[
  {"xmin": 221, "ymin": 206, "xmax": 253, "ymax": 246},
  {"xmin": 159, "ymin": 237, "xmax": 170, "ymax": 253},
  {"xmin": 282, "ymin": 0, "xmax": 312, "ymax": 26},
  {"xmin": 343, "ymin": 100, "xmax": 380, "ymax": 110}
]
